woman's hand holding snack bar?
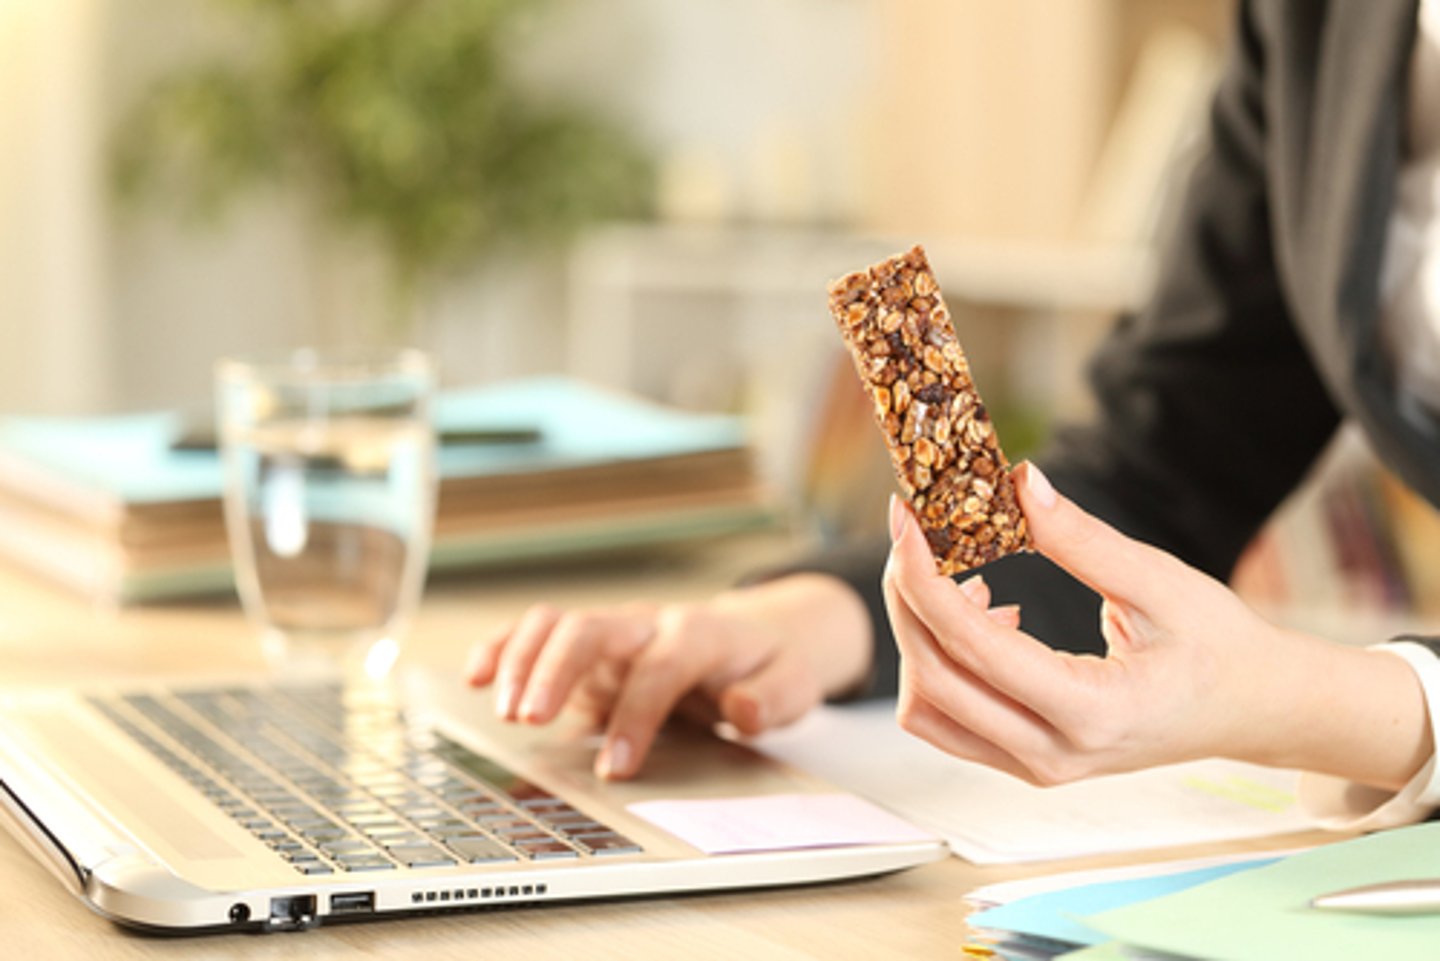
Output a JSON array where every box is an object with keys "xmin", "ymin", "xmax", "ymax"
[{"xmin": 883, "ymin": 461, "xmax": 1433, "ymax": 792}]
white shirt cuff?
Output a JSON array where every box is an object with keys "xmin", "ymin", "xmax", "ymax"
[{"xmin": 1297, "ymin": 640, "xmax": 1440, "ymax": 831}]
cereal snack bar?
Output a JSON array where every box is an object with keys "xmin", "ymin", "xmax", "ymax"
[{"xmin": 827, "ymin": 244, "xmax": 1031, "ymax": 575}]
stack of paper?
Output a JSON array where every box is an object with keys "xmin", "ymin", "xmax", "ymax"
[
  {"xmin": 963, "ymin": 824, "xmax": 1440, "ymax": 960},
  {"xmin": 0, "ymin": 377, "xmax": 773, "ymax": 602}
]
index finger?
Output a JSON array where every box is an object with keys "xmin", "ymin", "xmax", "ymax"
[
  {"xmin": 519, "ymin": 611, "xmax": 653, "ymax": 724},
  {"xmin": 1013, "ymin": 461, "xmax": 1181, "ymax": 614},
  {"xmin": 464, "ymin": 623, "xmax": 511, "ymax": 687},
  {"xmin": 597, "ymin": 607, "xmax": 728, "ymax": 779},
  {"xmin": 886, "ymin": 500, "xmax": 1089, "ymax": 727}
]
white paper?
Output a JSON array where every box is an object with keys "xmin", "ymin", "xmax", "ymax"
[
  {"xmin": 751, "ymin": 701, "xmax": 1318, "ymax": 864},
  {"xmin": 626, "ymin": 792, "xmax": 938, "ymax": 855}
]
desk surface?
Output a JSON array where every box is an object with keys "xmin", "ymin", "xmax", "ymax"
[{"xmin": 0, "ymin": 533, "xmax": 1334, "ymax": 959}]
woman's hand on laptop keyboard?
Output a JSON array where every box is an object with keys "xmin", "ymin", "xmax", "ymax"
[{"xmin": 464, "ymin": 574, "xmax": 873, "ymax": 780}]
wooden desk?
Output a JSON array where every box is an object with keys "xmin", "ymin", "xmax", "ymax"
[{"xmin": 0, "ymin": 533, "xmax": 1334, "ymax": 959}]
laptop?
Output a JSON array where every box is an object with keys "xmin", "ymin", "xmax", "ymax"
[{"xmin": 0, "ymin": 668, "xmax": 945, "ymax": 933}]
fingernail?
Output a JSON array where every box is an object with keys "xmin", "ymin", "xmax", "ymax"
[
  {"xmin": 732, "ymin": 691, "xmax": 766, "ymax": 731},
  {"xmin": 598, "ymin": 736, "xmax": 632, "ymax": 780},
  {"xmin": 496, "ymin": 681, "xmax": 517, "ymax": 719},
  {"xmin": 958, "ymin": 575, "xmax": 986, "ymax": 603},
  {"xmin": 1025, "ymin": 461, "xmax": 1057, "ymax": 509},
  {"xmin": 888, "ymin": 493, "xmax": 905, "ymax": 541},
  {"xmin": 519, "ymin": 684, "xmax": 550, "ymax": 721},
  {"xmin": 464, "ymin": 655, "xmax": 490, "ymax": 688},
  {"xmin": 987, "ymin": 604, "xmax": 1021, "ymax": 623}
]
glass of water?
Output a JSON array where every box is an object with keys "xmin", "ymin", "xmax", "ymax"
[{"xmin": 216, "ymin": 348, "xmax": 437, "ymax": 680}]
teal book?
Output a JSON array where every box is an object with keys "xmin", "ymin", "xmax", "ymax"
[{"xmin": 0, "ymin": 377, "xmax": 772, "ymax": 602}]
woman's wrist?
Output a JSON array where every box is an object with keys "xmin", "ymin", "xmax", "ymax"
[
  {"xmin": 1240, "ymin": 629, "xmax": 1433, "ymax": 792},
  {"xmin": 712, "ymin": 573, "xmax": 874, "ymax": 700}
]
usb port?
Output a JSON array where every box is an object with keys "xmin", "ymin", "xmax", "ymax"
[{"xmin": 330, "ymin": 892, "xmax": 375, "ymax": 915}]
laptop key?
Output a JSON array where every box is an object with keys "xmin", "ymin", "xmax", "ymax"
[
  {"xmin": 514, "ymin": 839, "xmax": 580, "ymax": 860},
  {"xmin": 447, "ymin": 837, "xmax": 518, "ymax": 864},
  {"xmin": 483, "ymin": 818, "xmax": 534, "ymax": 833},
  {"xmin": 335, "ymin": 856, "xmax": 396, "ymax": 872},
  {"xmin": 412, "ymin": 818, "xmax": 470, "ymax": 833},
  {"xmin": 319, "ymin": 839, "xmax": 373, "ymax": 856},
  {"xmin": 294, "ymin": 862, "xmax": 335, "ymax": 875},
  {"xmin": 572, "ymin": 833, "xmax": 642, "ymax": 856},
  {"xmin": 283, "ymin": 851, "xmax": 324, "ymax": 864},
  {"xmin": 386, "ymin": 845, "xmax": 457, "ymax": 868},
  {"xmin": 430, "ymin": 824, "xmax": 490, "ymax": 839},
  {"xmin": 517, "ymin": 797, "xmax": 567, "ymax": 811},
  {"xmin": 363, "ymin": 828, "xmax": 424, "ymax": 845}
]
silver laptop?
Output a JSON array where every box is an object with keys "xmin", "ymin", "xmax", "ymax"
[{"xmin": 0, "ymin": 669, "xmax": 944, "ymax": 933}]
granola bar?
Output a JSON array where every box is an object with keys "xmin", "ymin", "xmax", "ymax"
[{"xmin": 827, "ymin": 244, "xmax": 1031, "ymax": 575}]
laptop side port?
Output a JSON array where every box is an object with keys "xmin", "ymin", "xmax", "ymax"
[
  {"xmin": 266, "ymin": 895, "xmax": 318, "ymax": 931},
  {"xmin": 329, "ymin": 891, "xmax": 375, "ymax": 916}
]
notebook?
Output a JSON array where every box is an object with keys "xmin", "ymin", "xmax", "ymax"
[{"xmin": 0, "ymin": 668, "xmax": 944, "ymax": 933}]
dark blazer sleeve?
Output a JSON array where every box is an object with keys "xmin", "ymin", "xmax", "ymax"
[
  {"xmin": 1040, "ymin": 0, "xmax": 1342, "ymax": 579},
  {"xmin": 777, "ymin": 1, "xmax": 1346, "ymax": 700}
]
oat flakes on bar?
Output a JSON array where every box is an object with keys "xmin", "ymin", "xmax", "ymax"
[{"xmin": 827, "ymin": 244, "xmax": 1032, "ymax": 575}]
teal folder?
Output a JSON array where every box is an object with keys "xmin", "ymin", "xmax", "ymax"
[{"xmin": 0, "ymin": 377, "xmax": 772, "ymax": 601}]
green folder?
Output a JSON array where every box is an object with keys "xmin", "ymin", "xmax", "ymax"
[{"xmin": 1081, "ymin": 823, "xmax": 1440, "ymax": 961}]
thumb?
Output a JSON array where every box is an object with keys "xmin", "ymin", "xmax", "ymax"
[
  {"xmin": 1015, "ymin": 461, "xmax": 1175, "ymax": 609},
  {"xmin": 717, "ymin": 650, "xmax": 823, "ymax": 737}
]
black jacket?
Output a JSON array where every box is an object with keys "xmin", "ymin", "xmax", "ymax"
[{"xmin": 795, "ymin": 0, "xmax": 1440, "ymax": 697}]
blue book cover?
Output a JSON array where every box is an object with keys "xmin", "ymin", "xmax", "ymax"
[{"xmin": 0, "ymin": 376, "xmax": 749, "ymax": 512}]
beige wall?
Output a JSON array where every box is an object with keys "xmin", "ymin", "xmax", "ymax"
[
  {"xmin": 858, "ymin": 0, "xmax": 1232, "ymax": 243},
  {"xmin": 858, "ymin": 0, "xmax": 1118, "ymax": 243},
  {"xmin": 0, "ymin": 0, "xmax": 108, "ymax": 414},
  {"xmin": 0, "ymin": 0, "xmax": 1231, "ymax": 415}
]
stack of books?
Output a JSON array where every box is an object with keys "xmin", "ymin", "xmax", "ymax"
[{"xmin": 0, "ymin": 377, "xmax": 773, "ymax": 603}]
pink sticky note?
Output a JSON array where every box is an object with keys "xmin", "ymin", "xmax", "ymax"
[{"xmin": 626, "ymin": 792, "xmax": 937, "ymax": 855}]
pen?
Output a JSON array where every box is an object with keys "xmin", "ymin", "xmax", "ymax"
[
  {"xmin": 1311, "ymin": 879, "xmax": 1440, "ymax": 914},
  {"xmin": 171, "ymin": 423, "xmax": 542, "ymax": 451}
]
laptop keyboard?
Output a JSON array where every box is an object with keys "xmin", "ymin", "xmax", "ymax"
[{"xmin": 88, "ymin": 685, "xmax": 641, "ymax": 875}]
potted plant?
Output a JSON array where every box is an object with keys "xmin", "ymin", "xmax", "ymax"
[{"xmin": 112, "ymin": 0, "xmax": 653, "ymax": 334}]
